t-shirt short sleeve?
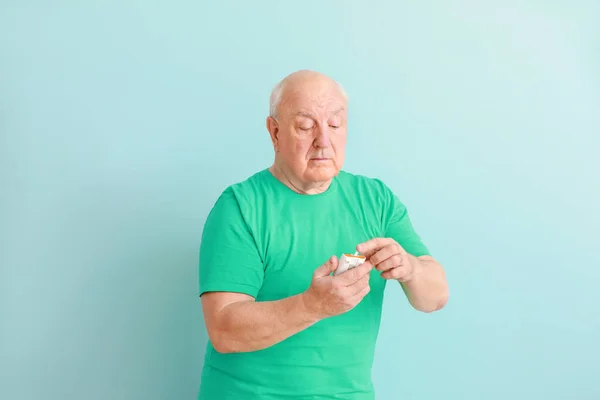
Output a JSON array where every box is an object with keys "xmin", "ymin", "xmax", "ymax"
[
  {"xmin": 199, "ymin": 187, "xmax": 264, "ymax": 298},
  {"xmin": 379, "ymin": 180, "xmax": 431, "ymax": 257}
]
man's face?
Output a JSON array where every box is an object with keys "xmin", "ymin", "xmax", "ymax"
[{"xmin": 268, "ymin": 79, "xmax": 347, "ymax": 184}]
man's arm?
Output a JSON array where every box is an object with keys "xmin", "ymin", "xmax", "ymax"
[
  {"xmin": 201, "ymin": 291, "xmax": 319, "ymax": 353},
  {"xmin": 400, "ymin": 254, "xmax": 448, "ymax": 313},
  {"xmin": 363, "ymin": 182, "xmax": 449, "ymax": 313},
  {"xmin": 357, "ymin": 238, "xmax": 449, "ymax": 313},
  {"xmin": 201, "ymin": 256, "xmax": 373, "ymax": 354}
]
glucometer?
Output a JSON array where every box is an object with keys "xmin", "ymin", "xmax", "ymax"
[{"xmin": 334, "ymin": 252, "xmax": 366, "ymax": 276}]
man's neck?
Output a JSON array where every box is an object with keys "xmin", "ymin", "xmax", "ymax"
[{"xmin": 269, "ymin": 165, "xmax": 331, "ymax": 195}]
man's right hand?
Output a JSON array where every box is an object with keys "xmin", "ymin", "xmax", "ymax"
[{"xmin": 302, "ymin": 256, "xmax": 373, "ymax": 319}]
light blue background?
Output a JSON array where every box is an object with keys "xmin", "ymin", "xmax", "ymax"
[{"xmin": 2, "ymin": 1, "xmax": 599, "ymax": 399}]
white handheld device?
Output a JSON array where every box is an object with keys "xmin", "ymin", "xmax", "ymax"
[{"xmin": 334, "ymin": 252, "xmax": 366, "ymax": 276}]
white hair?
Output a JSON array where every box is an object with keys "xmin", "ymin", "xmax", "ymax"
[{"xmin": 269, "ymin": 73, "xmax": 348, "ymax": 118}]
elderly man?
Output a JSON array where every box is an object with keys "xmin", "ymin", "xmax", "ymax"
[{"xmin": 197, "ymin": 70, "xmax": 449, "ymax": 399}]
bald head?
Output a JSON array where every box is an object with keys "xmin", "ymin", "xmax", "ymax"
[
  {"xmin": 265, "ymin": 70, "xmax": 349, "ymax": 192},
  {"xmin": 269, "ymin": 70, "xmax": 347, "ymax": 118}
]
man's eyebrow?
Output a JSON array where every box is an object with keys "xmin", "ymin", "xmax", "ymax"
[
  {"xmin": 294, "ymin": 111, "xmax": 314, "ymax": 118},
  {"xmin": 294, "ymin": 108, "xmax": 346, "ymax": 118}
]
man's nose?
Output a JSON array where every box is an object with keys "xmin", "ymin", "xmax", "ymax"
[{"xmin": 313, "ymin": 125, "xmax": 331, "ymax": 148}]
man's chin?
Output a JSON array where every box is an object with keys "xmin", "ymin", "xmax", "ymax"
[{"xmin": 305, "ymin": 164, "xmax": 339, "ymax": 181}]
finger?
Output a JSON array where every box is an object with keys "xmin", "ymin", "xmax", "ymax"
[
  {"xmin": 374, "ymin": 253, "xmax": 403, "ymax": 272},
  {"xmin": 348, "ymin": 284, "xmax": 371, "ymax": 303},
  {"xmin": 369, "ymin": 243, "xmax": 403, "ymax": 267},
  {"xmin": 356, "ymin": 238, "xmax": 395, "ymax": 258},
  {"xmin": 336, "ymin": 261, "xmax": 373, "ymax": 285},
  {"xmin": 313, "ymin": 256, "xmax": 338, "ymax": 278},
  {"xmin": 346, "ymin": 271, "xmax": 371, "ymax": 296},
  {"xmin": 381, "ymin": 267, "xmax": 408, "ymax": 281}
]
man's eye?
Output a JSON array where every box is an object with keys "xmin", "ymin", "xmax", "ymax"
[
  {"xmin": 329, "ymin": 119, "xmax": 342, "ymax": 129},
  {"xmin": 299, "ymin": 125, "xmax": 313, "ymax": 131}
]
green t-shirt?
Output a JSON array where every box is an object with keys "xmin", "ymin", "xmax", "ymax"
[{"xmin": 198, "ymin": 169, "xmax": 430, "ymax": 400}]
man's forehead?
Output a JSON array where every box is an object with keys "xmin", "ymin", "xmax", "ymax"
[
  {"xmin": 282, "ymin": 89, "xmax": 346, "ymax": 116},
  {"xmin": 270, "ymin": 69, "xmax": 348, "ymax": 119}
]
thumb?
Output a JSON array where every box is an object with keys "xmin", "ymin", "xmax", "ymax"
[{"xmin": 314, "ymin": 256, "xmax": 338, "ymax": 278}]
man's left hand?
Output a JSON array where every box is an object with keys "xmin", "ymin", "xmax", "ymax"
[{"xmin": 356, "ymin": 238, "xmax": 417, "ymax": 282}]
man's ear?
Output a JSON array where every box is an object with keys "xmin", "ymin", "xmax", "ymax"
[{"xmin": 266, "ymin": 116, "xmax": 279, "ymax": 151}]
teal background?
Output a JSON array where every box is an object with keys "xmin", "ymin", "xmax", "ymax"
[{"xmin": 1, "ymin": 1, "xmax": 599, "ymax": 399}]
